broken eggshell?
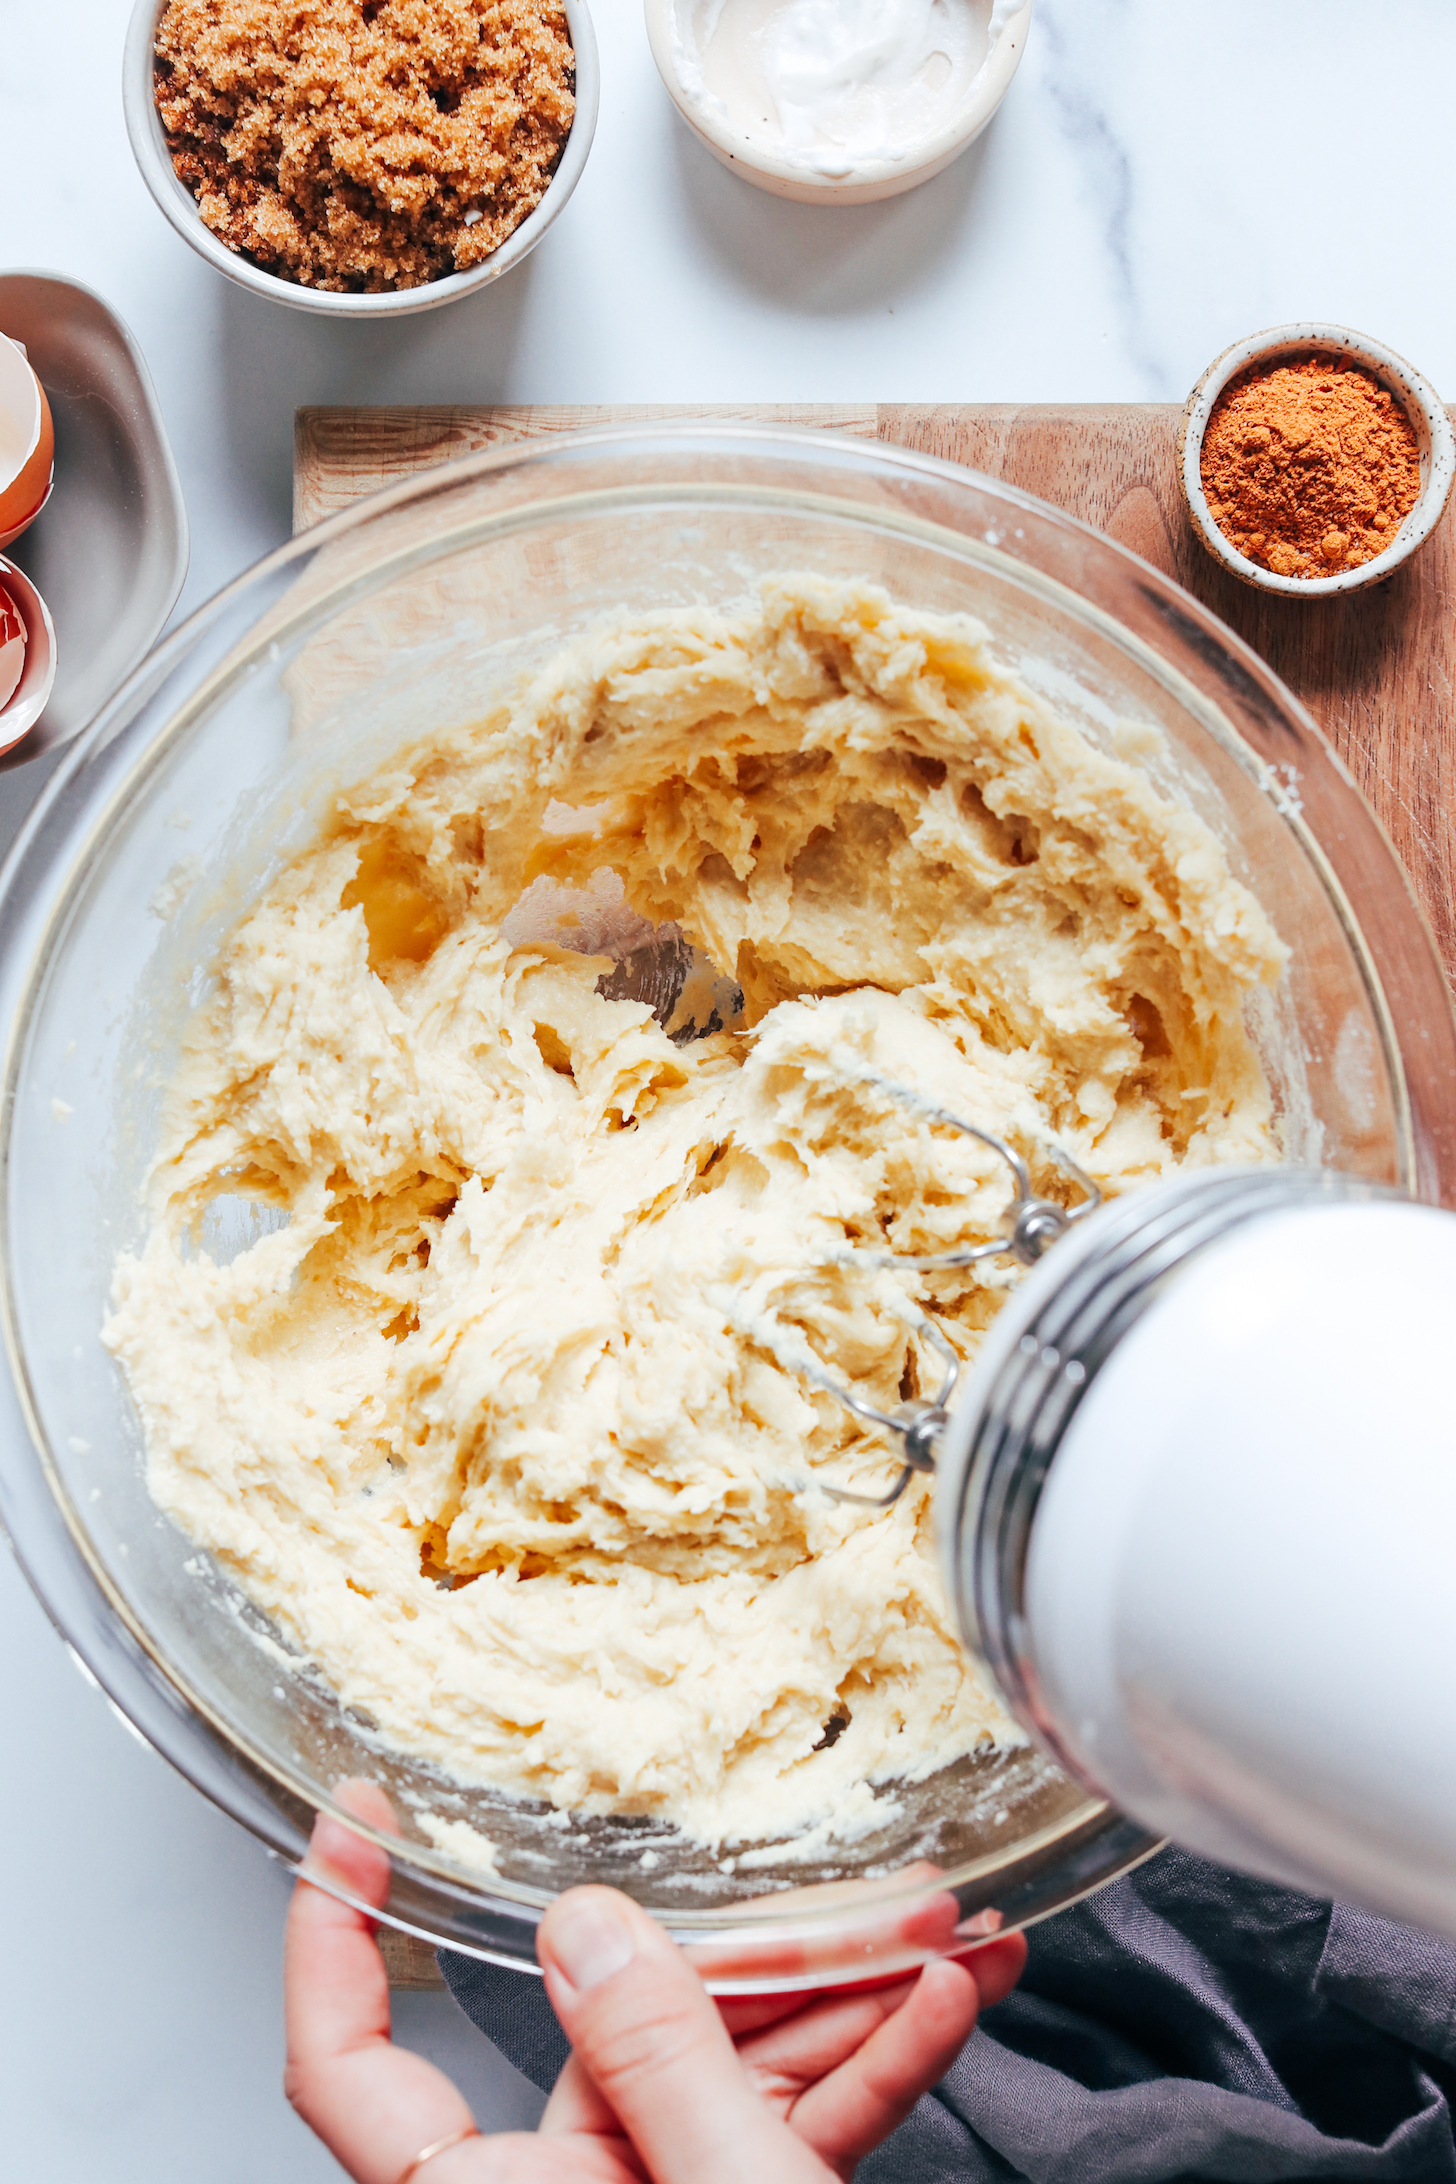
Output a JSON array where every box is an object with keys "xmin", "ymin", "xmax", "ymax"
[
  {"xmin": 0, "ymin": 335, "xmax": 55, "ymax": 550},
  {"xmin": 0, "ymin": 560, "xmax": 57, "ymax": 756},
  {"xmin": 0, "ymin": 583, "xmax": 24, "ymax": 709}
]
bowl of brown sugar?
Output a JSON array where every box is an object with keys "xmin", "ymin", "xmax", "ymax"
[
  {"xmin": 1179, "ymin": 322, "xmax": 1455, "ymax": 597},
  {"xmin": 124, "ymin": 0, "xmax": 599, "ymax": 317}
]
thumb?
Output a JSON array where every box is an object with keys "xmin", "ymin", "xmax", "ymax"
[{"xmin": 538, "ymin": 1887, "xmax": 824, "ymax": 2184}]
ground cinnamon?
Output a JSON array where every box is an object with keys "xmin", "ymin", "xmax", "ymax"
[{"xmin": 1200, "ymin": 356, "xmax": 1422, "ymax": 580}]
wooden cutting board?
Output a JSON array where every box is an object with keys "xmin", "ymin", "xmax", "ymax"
[
  {"xmin": 295, "ymin": 404, "xmax": 1456, "ymax": 1987},
  {"xmin": 296, "ymin": 402, "xmax": 1456, "ymax": 989}
]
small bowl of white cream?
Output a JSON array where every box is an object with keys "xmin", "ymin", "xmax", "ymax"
[{"xmin": 646, "ymin": 0, "xmax": 1032, "ymax": 205}]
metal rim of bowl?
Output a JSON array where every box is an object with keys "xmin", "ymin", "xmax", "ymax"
[
  {"xmin": 0, "ymin": 422, "xmax": 1451, "ymax": 1978},
  {"xmin": 1178, "ymin": 321, "xmax": 1456, "ymax": 599},
  {"xmin": 123, "ymin": 0, "xmax": 600, "ymax": 319},
  {"xmin": 642, "ymin": 0, "xmax": 1033, "ymax": 205}
]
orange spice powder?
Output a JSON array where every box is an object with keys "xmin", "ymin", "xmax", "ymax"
[{"xmin": 1200, "ymin": 356, "xmax": 1422, "ymax": 581}]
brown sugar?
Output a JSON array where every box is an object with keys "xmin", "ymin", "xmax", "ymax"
[
  {"xmin": 154, "ymin": 0, "xmax": 575, "ymax": 294},
  {"xmin": 1200, "ymin": 356, "xmax": 1423, "ymax": 581}
]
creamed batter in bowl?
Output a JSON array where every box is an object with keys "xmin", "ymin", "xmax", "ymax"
[{"xmin": 106, "ymin": 576, "xmax": 1285, "ymax": 1848}]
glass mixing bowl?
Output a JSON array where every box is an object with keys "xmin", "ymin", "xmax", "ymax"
[{"xmin": 1, "ymin": 428, "xmax": 1453, "ymax": 1990}]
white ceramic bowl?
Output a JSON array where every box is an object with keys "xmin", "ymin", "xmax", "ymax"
[
  {"xmin": 645, "ymin": 0, "xmax": 1032, "ymax": 206},
  {"xmin": 124, "ymin": 0, "xmax": 599, "ymax": 319},
  {"xmin": 1179, "ymin": 322, "xmax": 1456, "ymax": 598}
]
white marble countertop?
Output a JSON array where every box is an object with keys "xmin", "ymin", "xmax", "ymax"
[{"xmin": 3, "ymin": 1, "xmax": 1455, "ymax": 2174}]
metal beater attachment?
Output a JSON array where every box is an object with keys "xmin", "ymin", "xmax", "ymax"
[{"xmin": 801, "ymin": 1088, "xmax": 1102, "ymax": 1511}]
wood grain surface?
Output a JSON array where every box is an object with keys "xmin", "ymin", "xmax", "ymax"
[
  {"xmin": 296, "ymin": 401, "xmax": 1456, "ymax": 988},
  {"xmin": 376, "ymin": 1926, "xmax": 450, "ymax": 1990}
]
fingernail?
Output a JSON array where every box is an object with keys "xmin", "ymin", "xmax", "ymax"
[
  {"xmin": 546, "ymin": 1897, "xmax": 636, "ymax": 1991},
  {"xmin": 957, "ymin": 1907, "xmax": 1004, "ymax": 1938}
]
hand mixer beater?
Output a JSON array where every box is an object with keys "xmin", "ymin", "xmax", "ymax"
[{"xmin": 772, "ymin": 1067, "xmax": 1102, "ymax": 1510}]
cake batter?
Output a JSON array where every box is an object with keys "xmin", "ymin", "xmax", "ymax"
[{"xmin": 106, "ymin": 576, "xmax": 1285, "ymax": 1847}]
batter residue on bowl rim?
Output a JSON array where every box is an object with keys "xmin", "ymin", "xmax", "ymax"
[{"xmin": 106, "ymin": 574, "xmax": 1286, "ymax": 1853}]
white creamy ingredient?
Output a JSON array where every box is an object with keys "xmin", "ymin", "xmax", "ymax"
[
  {"xmin": 107, "ymin": 577, "xmax": 1285, "ymax": 1853},
  {"xmin": 679, "ymin": 0, "xmax": 1008, "ymax": 175}
]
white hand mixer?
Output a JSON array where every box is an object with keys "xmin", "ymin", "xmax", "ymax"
[{"xmin": 773, "ymin": 1074, "xmax": 1456, "ymax": 1942}]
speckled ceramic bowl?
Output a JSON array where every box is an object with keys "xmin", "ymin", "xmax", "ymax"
[{"xmin": 1179, "ymin": 322, "xmax": 1456, "ymax": 598}]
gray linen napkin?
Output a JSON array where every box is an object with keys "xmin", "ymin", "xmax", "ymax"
[{"xmin": 441, "ymin": 1847, "xmax": 1456, "ymax": 2180}]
